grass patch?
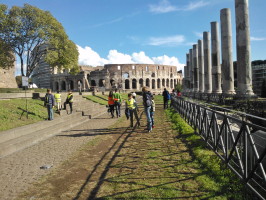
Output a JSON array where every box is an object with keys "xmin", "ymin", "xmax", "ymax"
[
  {"xmin": 0, "ymin": 98, "xmax": 50, "ymax": 131},
  {"xmin": 165, "ymin": 108, "xmax": 251, "ymax": 199},
  {"xmin": 0, "ymin": 88, "xmax": 47, "ymax": 93}
]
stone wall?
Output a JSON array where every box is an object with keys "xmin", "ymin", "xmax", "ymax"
[{"xmin": 0, "ymin": 67, "xmax": 17, "ymax": 88}]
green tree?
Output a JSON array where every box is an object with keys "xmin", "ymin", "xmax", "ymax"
[
  {"xmin": 0, "ymin": 4, "xmax": 79, "ymax": 77},
  {"xmin": 175, "ymin": 82, "xmax": 182, "ymax": 92}
]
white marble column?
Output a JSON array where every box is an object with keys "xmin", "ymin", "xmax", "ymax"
[
  {"xmin": 235, "ymin": 0, "xmax": 254, "ymax": 95},
  {"xmin": 211, "ymin": 21, "xmax": 222, "ymax": 93},
  {"xmin": 203, "ymin": 32, "xmax": 212, "ymax": 93},
  {"xmin": 198, "ymin": 39, "xmax": 204, "ymax": 93},
  {"xmin": 221, "ymin": 8, "xmax": 235, "ymax": 94}
]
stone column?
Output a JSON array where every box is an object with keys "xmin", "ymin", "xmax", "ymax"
[
  {"xmin": 193, "ymin": 44, "xmax": 199, "ymax": 92},
  {"xmin": 203, "ymin": 32, "xmax": 212, "ymax": 93},
  {"xmin": 221, "ymin": 8, "xmax": 235, "ymax": 94},
  {"xmin": 198, "ymin": 40, "xmax": 204, "ymax": 93},
  {"xmin": 211, "ymin": 21, "xmax": 222, "ymax": 93},
  {"xmin": 186, "ymin": 53, "xmax": 190, "ymax": 90},
  {"xmin": 235, "ymin": 0, "xmax": 254, "ymax": 95},
  {"xmin": 189, "ymin": 48, "xmax": 193, "ymax": 91}
]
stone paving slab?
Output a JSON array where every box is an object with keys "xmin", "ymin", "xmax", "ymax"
[{"xmin": 0, "ymin": 111, "xmax": 120, "ymax": 200}]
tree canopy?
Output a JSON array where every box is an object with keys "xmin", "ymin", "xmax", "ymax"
[{"xmin": 0, "ymin": 4, "xmax": 79, "ymax": 77}]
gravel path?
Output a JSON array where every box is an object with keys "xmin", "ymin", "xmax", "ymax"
[{"xmin": 0, "ymin": 112, "xmax": 120, "ymax": 200}]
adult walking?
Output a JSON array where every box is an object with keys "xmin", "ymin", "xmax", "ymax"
[
  {"xmin": 162, "ymin": 88, "xmax": 170, "ymax": 109},
  {"xmin": 142, "ymin": 87, "xmax": 153, "ymax": 132},
  {"xmin": 113, "ymin": 89, "xmax": 122, "ymax": 117},
  {"xmin": 126, "ymin": 93, "xmax": 140, "ymax": 127},
  {"xmin": 64, "ymin": 90, "xmax": 74, "ymax": 114},
  {"xmin": 44, "ymin": 89, "xmax": 55, "ymax": 121},
  {"xmin": 108, "ymin": 91, "xmax": 115, "ymax": 118},
  {"xmin": 54, "ymin": 91, "xmax": 62, "ymax": 112}
]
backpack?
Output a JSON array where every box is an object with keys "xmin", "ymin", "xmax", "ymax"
[
  {"xmin": 167, "ymin": 92, "xmax": 171, "ymax": 100},
  {"xmin": 145, "ymin": 92, "xmax": 152, "ymax": 107}
]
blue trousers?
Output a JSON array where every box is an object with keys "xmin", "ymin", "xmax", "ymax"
[
  {"xmin": 47, "ymin": 105, "xmax": 54, "ymax": 120},
  {"xmin": 144, "ymin": 106, "xmax": 152, "ymax": 131}
]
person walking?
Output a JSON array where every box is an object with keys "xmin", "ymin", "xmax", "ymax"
[
  {"xmin": 64, "ymin": 90, "xmax": 74, "ymax": 114},
  {"xmin": 162, "ymin": 88, "xmax": 170, "ymax": 109},
  {"xmin": 142, "ymin": 87, "xmax": 153, "ymax": 132},
  {"xmin": 150, "ymin": 97, "xmax": 155, "ymax": 128},
  {"xmin": 108, "ymin": 91, "xmax": 115, "ymax": 118},
  {"xmin": 44, "ymin": 89, "xmax": 55, "ymax": 121},
  {"xmin": 54, "ymin": 91, "xmax": 62, "ymax": 112},
  {"xmin": 125, "ymin": 93, "xmax": 140, "ymax": 128},
  {"xmin": 113, "ymin": 89, "xmax": 122, "ymax": 117}
]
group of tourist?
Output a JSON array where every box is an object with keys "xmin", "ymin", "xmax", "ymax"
[
  {"xmin": 44, "ymin": 89, "xmax": 73, "ymax": 120},
  {"xmin": 107, "ymin": 87, "xmax": 155, "ymax": 132},
  {"xmin": 44, "ymin": 87, "xmax": 180, "ymax": 133}
]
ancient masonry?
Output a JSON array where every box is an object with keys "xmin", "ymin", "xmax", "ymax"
[
  {"xmin": 183, "ymin": 0, "xmax": 254, "ymax": 96},
  {"xmin": 0, "ymin": 66, "xmax": 17, "ymax": 88},
  {"xmin": 32, "ymin": 62, "xmax": 183, "ymax": 92}
]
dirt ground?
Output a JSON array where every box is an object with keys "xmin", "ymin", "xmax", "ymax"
[{"xmin": 0, "ymin": 112, "xmax": 122, "ymax": 200}]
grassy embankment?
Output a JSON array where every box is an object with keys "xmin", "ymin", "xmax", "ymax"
[{"xmin": 0, "ymin": 98, "xmax": 48, "ymax": 131}]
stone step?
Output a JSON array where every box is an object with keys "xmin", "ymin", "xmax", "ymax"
[{"xmin": 0, "ymin": 106, "xmax": 107, "ymax": 158}]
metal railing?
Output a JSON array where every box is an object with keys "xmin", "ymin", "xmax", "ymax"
[{"xmin": 171, "ymin": 97, "xmax": 266, "ymax": 199}]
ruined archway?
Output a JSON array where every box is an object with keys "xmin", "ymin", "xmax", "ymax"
[
  {"xmin": 91, "ymin": 80, "xmax": 96, "ymax": 87},
  {"xmin": 166, "ymin": 79, "xmax": 170, "ymax": 87},
  {"xmin": 146, "ymin": 78, "xmax": 150, "ymax": 87},
  {"xmin": 139, "ymin": 79, "xmax": 144, "ymax": 88},
  {"xmin": 61, "ymin": 81, "xmax": 66, "ymax": 91},
  {"xmin": 125, "ymin": 79, "xmax": 130, "ymax": 89},
  {"xmin": 99, "ymin": 79, "xmax": 105, "ymax": 87},
  {"xmin": 157, "ymin": 79, "xmax": 161, "ymax": 88},
  {"xmin": 69, "ymin": 80, "xmax": 74, "ymax": 90},
  {"xmin": 152, "ymin": 79, "xmax": 155, "ymax": 89},
  {"xmin": 162, "ymin": 79, "xmax": 165, "ymax": 87},
  {"xmin": 132, "ymin": 79, "xmax": 137, "ymax": 89}
]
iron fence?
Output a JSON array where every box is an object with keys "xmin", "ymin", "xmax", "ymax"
[{"xmin": 171, "ymin": 97, "xmax": 266, "ymax": 199}]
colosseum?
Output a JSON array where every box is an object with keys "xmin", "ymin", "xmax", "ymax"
[{"xmin": 32, "ymin": 63, "xmax": 183, "ymax": 93}]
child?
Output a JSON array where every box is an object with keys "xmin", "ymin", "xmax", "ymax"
[
  {"xmin": 150, "ymin": 97, "xmax": 155, "ymax": 128},
  {"xmin": 108, "ymin": 91, "xmax": 115, "ymax": 118},
  {"xmin": 125, "ymin": 93, "xmax": 140, "ymax": 127}
]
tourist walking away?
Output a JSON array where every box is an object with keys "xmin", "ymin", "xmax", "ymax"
[
  {"xmin": 150, "ymin": 96, "xmax": 155, "ymax": 128},
  {"xmin": 142, "ymin": 87, "xmax": 153, "ymax": 132},
  {"xmin": 126, "ymin": 93, "xmax": 140, "ymax": 127},
  {"xmin": 108, "ymin": 91, "xmax": 115, "ymax": 118},
  {"xmin": 54, "ymin": 91, "xmax": 62, "ymax": 112},
  {"xmin": 44, "ymin": 89, "xmax": 55, "ymax": 120},
  {"xmin": 64, "ymin": 90, "xmax": 74, "ymax": 114},
  {"xmin": 113, "ymin": 89, "xmax": 122, "ymax": 117},
  {"xmin": 177, "ymin": 90, "xmax": 182, "ymax": 97},
  {"xmin": 162, "ymin": 88, "xmax": 170, "ymax": 109},
  {"xmin": 170, "ymin": 89, "xmax": 176, "ymax": 108}
]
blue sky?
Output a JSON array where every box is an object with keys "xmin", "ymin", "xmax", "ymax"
[{"xmin": 1, "ymin": 0, "xmax": 266, "ymax": 72}]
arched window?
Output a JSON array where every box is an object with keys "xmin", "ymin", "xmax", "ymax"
[
  {"xmin": 91, "ymin": 80, "xmax": 96, "ymax": 86},
  {"xmin": 118, "ymin": 65, "xmax": 121, "ymax": 70},
  {"xmin": 152, "ymin": 79, "xmax": 155, "ymax": 89},
  {"xmin": 61, "ymin": 81, "xmax": 66, "ymax": 90},
  {"xmin": 125, "ymin": 79, "xmax": 130, "ymax": 89},
  {"xmin": 99, "ymin": 79, "xmax": 105, "ymax": 87},
  {"xmin": 132, "ymin": 79, "xmax": 137, "ymax": 89},
  {"xmin": 139, "ymin": 79, "xmax": 144, "ymax": 88},
  {"xmin": 162, "ymin": 79, "xmax": 165, "ymax": 87},
  {"xmin": 146, "ymin": 66, "xmax": 148, "ymax": 71},
  {"xmin": 157, "ymin": 79, "xmax": 161, "ymax": 88},
  {"xmin": 69, "ymin": 80, "xmax": 74, "ymax": 90},
  {"xmin": 146, "ymin": 78, "xmax": 150, "ymax": 87}
]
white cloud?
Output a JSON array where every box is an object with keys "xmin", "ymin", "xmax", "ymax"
[
  {"xmin": 77, "ymin": 45, "xmax": 108, "ymax": 66},
  {"xmin": 147, "ymin": 35, "xmax": 185, "ymax": 46},
  {"xmin": 149, "ymin": 0, "xmax": 177, "ymax": 14},
  {"xmin": 149, "ymin": 0, "xmax": 209, "ymax": 14},
  {"xmin": 132, "ymin": 51, "xmax": 154, "ymax": 64},
  {"xmin": 251, "ymin": 36, "xmax": 266, "ymax": 41},
  {"xmin": 77, "ymin": 45, "xmax": 185, "ymax": 72},
  {"xmin": 107, "ymin": 50, "xmax": 133, "ymax": 64},
  {"xmin": 152, "ymin": 55, "xmax": 184, "ymax": 71},
  {"xmin": 184, "ymin": 1, "xmax": 209, "ymax": 11}
]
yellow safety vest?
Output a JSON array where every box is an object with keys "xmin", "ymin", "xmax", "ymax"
[
  {"xmin": 54, "ymin": 93, "xmax": 61, "ymax": 103},
  {"xmin": 67, "ymin": 94, "xmax": 74, "ymax": 103},
  {"xmin": 126, "ymin": 99, "xmax": 135, "ymax": 110}
]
